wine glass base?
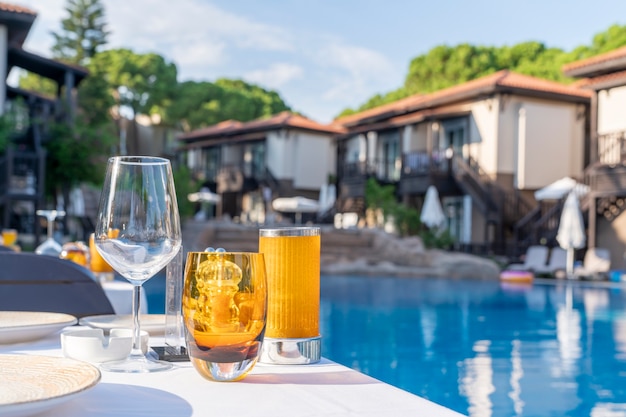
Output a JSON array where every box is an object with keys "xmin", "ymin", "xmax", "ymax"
[{"xmin": 100, "ymin": 355, "xmax": 173, "ymax": 373}]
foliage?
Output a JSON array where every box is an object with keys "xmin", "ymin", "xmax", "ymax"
[
  {"xmin": 16, "ymin": 73, "xmax": 57, "ymax": 97},
  {"xmin": 419, "ymin": 227, "xmax": 455, "ymax": 250},
  {"xmin": 167, "ymin": 79, "xmax": 291, "ymax": 132},
  {"xmin": 77, "ymin": 63, "xmax": 116, "ymax": 126},
  {"xmin": 364, "ymin": 177, "xmax": 396, "ymax": 218},
  {"xmin": 391, "ymin": 203, "xmax": 422, "ymax": 237},
  {"xmin": 89, "ymin": 48, "xmax": 178, "ymax": 120},
  {"xmin": 338, "ymin": 25, "xmax": 626, "ymax": 116},
  {"xmin": 44, "ymin": 118, "xmax": 116, "ymax": 197},
  {"xmin": 172, "ymin": 165, "xmax": 199, "ymax": 219},
  {"xmin": 50, "ymin": 0, "xmax": 110, "ymax": 65},
  {"xmin": 364, "ymin": 178, "xmax": 455, "ymax": 248}
]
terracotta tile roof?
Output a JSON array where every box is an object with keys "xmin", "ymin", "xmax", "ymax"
[
  {"xmin": 0, "ymin": 2, "xmax": 36, "ymax": 15},
  {"xmin": 572, "ymin": 69, "xmax": 626, "ymax": 90},
  {"xmin": 562, "ymin": 46, "xmax": 626, "ymax": 76},
  {"xmin": 178, "ymin": 111, "xmax": 345, "ymax": 142},
  {"xmin": 335, "ymin": 70, "xmax": 591, "ymax": 128}
]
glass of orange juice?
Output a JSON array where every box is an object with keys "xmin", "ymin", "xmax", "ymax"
[
  {"xmin": 258, "ymin": 227, "xmax": 321, "ymax": 364},
  {"xmin": 89, "ymin": 233, "xmax": 114, "ymax": 281},
  {"xmin": 2, "ymin": 229, "xmax": 17, "ymax": 246}
]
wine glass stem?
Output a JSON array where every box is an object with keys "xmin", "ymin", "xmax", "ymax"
[
  {"xmin": 47, "ymin": 219, "xmax": 54, "ymax": 240},
  {"xmin": 131, "ymin": 284, "xmax": 143, "ymax": 356}
]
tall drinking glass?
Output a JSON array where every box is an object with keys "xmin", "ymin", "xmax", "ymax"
[
  {"xmin": 94, "ymin": 156, "xmax": 182, "ymax": 373},
  {"xmin": 258, "ymin": 227, "xmax": 321, "ymax": 364}
]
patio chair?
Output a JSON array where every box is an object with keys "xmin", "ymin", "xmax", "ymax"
[
  {"xmin": 0, "ymin": 252, "xmax": 115, "ymax": 318},
  {"xmin": 507, "ymin": 245, "xmax": 549, "ymax": 272},
  {"xmin": 573, "ymin": 247, "xmax": 611, "ymax": 280},
  {"xmin": 535, "ymin": 247, "xmax": 568, "ymax": 277}
]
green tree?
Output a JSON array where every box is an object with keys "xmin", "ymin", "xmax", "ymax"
[
  {"xmin": 337, "ymin": 25, "xmax": 626, "ymax": 117},
  {"xmin": 18, "ymin": 0, "xmax": 109, "ymax": 97},
  {"xmin": 168, "ymin": 79, "xmax": 291, "ymax": 132},
  {"xmin": 91, "ymin": 49, "xmax": 178, "ymax": 120},
  {"xmin": 50, "ymin": 0, "xmax": 109, "ymax": 65}
]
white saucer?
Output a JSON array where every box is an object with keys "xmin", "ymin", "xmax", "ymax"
[{"xmin": 79, "ymin": 314, "xmax": 166, "ymax": 336}]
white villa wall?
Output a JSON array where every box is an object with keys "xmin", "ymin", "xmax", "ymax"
[
  {"xmin": 598, "ymin": 86, "xmax": 626, "ymax": 134},
  {"xmin": 514, "ymin": 99, "xmax": 583, "ymax": 189},
  {"xmin": 468, "ymin": 99, "xmax": 499, "ymax": 177},
  {"xmin": 267, "ymin": 130, "xmax": 335, "ymax": 190},
  {"xmin": 266, "ymin": 131, "xmax": 292, "ymax": 178},
  {"xmin": 293, "ymin": 131, "xmax": 336, "ymax": 189}
]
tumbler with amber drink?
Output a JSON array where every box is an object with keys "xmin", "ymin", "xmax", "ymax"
[{"xmin": 183, "ymin": 251, "xmax": 267, "ymax": 382}]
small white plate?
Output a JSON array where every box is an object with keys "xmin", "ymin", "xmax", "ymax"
[
  {"xmin": 79, "ymin": 314, "xmax": 167, "ymax": 336},
  {"xmin": 0, "ymin": 354, "xmax": 101, "ymax": 417},
  {"xmin": 0, "ymin": 312, "xmax": 78, "ymax": 344}
]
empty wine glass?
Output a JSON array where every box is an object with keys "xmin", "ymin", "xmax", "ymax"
[
  {"xmin": 35, "ymin": 209, "xmax": 65, "ymax": 256},
  {"xmin": 94, "ymin": 156, "xmax": 182, "ymax": 373}
]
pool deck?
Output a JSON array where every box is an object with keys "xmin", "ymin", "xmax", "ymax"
[{"xmin": 183, "ymin": 219, "xmax": 501, "ymax": 280}]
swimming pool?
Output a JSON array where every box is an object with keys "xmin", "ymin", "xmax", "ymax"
[{"xmin": 320, "ymin": 275, "xmax": 626, "ymax": 417}]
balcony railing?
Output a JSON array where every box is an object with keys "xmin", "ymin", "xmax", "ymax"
[
  {"xmin": 597, "ymin": 130, "xmax": 626, "ymax": 165},
  {"xmin": 342, "ymin": 159, "xmax": 401, "ymax": 183},
  {"xmin": 402, "ymin": 150, "xmax": 451, "ymax": 176}
]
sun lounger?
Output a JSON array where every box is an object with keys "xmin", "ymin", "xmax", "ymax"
[
  {"xmin": 573, "ymin": 247, "xmax": 611, "ymax": 280},
  {"xmin": 507, "ymin": 245, "xmax": 549, "ymax": 272},
  {"xmin": 535, "ymin": 247, "xmax": 568, "ymax": 277}
]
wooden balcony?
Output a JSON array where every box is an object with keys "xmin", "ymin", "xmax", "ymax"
[{"xmin": 399, "ymin": 151, "xmax": 457, "ymax": 195}]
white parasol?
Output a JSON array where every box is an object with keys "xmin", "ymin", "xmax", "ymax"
[
  {"xmin": 272, "ymin": 196, "xmax": 320, "ymax": 224},
  {"xmin": 188, "ymin": 189, "xmax": 221, "ymax": 204},
  {"xmin": 420, "ymin": 185, "xmax": 446, "ymax": 230},
  {"xmin": 556, "ymin": 191, "xmax": 586, "ymax": 276}
]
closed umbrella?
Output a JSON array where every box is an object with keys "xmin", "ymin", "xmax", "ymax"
[
  {"xmin": 556, "ymin": 191, "xmax": 586, "ymax": 276},
  {"xmin": 535, "ymin": 177, "xmax": 589, "ymax": 201},
  {"xmin": 420, "ymin": 185, "xmax": 446, "ymax": 230}
]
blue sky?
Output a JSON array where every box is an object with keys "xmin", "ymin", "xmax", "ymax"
[{"xmin": 19, "ymin": 0, "xmax": 626, "ymax": 123}]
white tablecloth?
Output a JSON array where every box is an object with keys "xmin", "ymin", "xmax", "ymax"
[
  {"xmin": 1, "ymin": 329, "xmax": 466, "ymax": 417},
  {"xmin": 101, "ymin": 281, "xmax": 148, "ymax": 314}
]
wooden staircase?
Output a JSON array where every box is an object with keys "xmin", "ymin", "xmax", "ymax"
[{"xmin": 451, "ymin": 155, "xmax": 534, "ymax": 247}]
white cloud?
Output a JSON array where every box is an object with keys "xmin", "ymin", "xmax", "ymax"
[
  {"xmin": 106, "ymin": 0, "xmax": 293, "ymax": 55},
  {"xmin": 244, "ymin": 63, "xmax": 304, "ymax": 90},
  {"xmin": 315, "ymin": 42, "xmax": 397, "ymax": 102}
]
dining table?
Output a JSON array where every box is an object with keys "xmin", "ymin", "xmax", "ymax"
[{"xmin": 0, "ymin": 322, "xmax": 467, "ymax": 417}]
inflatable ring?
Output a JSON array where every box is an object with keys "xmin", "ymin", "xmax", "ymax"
[{"xmin": 499, "ymin": 270, "xmax": 534, "ymax": 284}]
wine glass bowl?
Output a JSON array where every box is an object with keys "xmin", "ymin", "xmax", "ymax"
[
  {"xmin": 94, "ymin": 156, "xmax": 182, "ymax": 373},
  {"xmin": 183, "ymin": 251, "xmax": 267, "ymax": 382}
]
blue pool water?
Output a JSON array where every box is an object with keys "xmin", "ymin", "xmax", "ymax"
[
  {"xmin": 319, "ymin": 275, "xmax": 626, "ymax": 417},
  {"xmin": 144, "ymin": 274, "xmax": 626, "ymax": 416}
]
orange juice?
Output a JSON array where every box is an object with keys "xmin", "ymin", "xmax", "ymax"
[
  {"xmin": 2, "ymin": 229, "xmax": 17, "ymax": 246},
  {"xmin": 89, "ymin": 233, "xmax": 113, "ymax": 273},
  {"xmin": 259, "ymin": 229, "xmax": 320, "ymax": 339}
]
